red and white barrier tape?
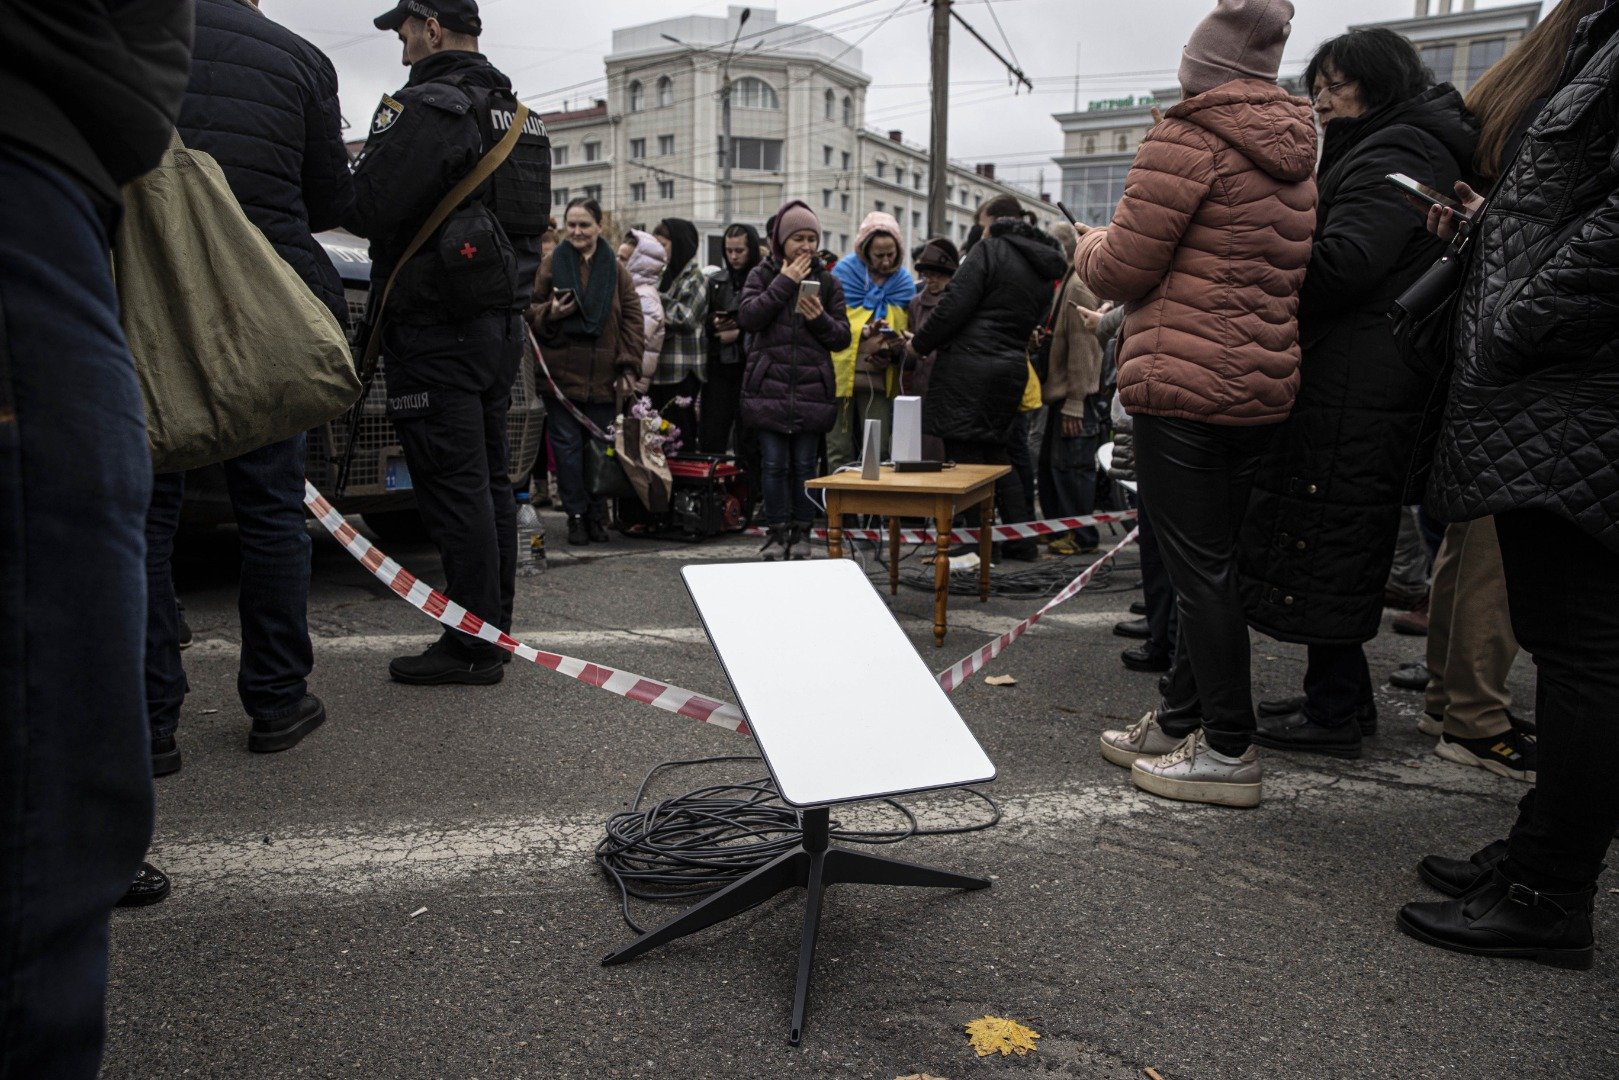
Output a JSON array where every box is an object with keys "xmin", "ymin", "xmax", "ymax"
[
  {"xmin": 303, "ymin": 482, "xmax": 1137, "ymax": 731},
  {"xmin": 744, "ymin": 509, "xmax": 1137, "ymax": 545},
  {"xmin": 935, "ymin": 527, "xmax": 1140, "ymax": 692}
]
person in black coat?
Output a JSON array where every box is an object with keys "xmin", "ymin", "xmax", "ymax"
[
  {"xmin": 1397, "ymin": 2, "xmax": 1619, "ymax": 969},
  {"xmin": 0, "ymin": 3, "xmax": 191, "ymax": 1075},
  {"xmin": 1239, "ymin": 30, "xmax": 1477, "ymax": 758},
  {"xmin": 912, "ymin": 199, "xmax": 1066, "ymax": 555},
  {"xmin": 701, "ymin": 222, "xmax": 764, "ymax": 516}
]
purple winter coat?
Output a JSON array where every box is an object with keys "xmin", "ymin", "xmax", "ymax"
[{"xmin": 737, "ymin": 258, "xmax": 851, "ymax": 434}]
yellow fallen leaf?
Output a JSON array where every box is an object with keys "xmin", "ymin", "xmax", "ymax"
[
  {"xmin": 965, "ymin": 1015, "xmax": 1039, "ymax": 1057},
  {"xmin": 984, "ymin": 675, "xmax": 1018, "ymax": 687}
]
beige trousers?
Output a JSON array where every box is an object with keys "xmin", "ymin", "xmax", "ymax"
[{"xmin": 1425, "ymin": 516, "xmax": 1519, "ymax": 738}]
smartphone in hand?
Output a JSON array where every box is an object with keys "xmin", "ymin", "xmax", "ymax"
[
  {"xmin": 553, "ymin": 288, "xmax": 577, "ymax": 305},
  {"xmin": 797, "ymin": 279, "xmax": 821, "ymax": 303},
  {"xmin": 1386, "ymin": 173, "xmax": 1473, "ymax": 222}
]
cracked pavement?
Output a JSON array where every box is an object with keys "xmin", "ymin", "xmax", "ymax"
[{"xmin": 102, "ymin": 510, "xmax": 1619, "ymax": 1079}]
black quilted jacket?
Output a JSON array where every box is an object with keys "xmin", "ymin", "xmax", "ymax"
[
  {"xmin": 177, "ymin": 0, "xmax": 354, "ymax": 319},
  {"xmin": 1430, "ymin": 8, "xmax": 1619, "ymax": 553}
]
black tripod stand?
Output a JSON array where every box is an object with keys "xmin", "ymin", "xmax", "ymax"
[{"xmin": 601, "ymin": 805, "xmax": 990, "ymax": 1044}]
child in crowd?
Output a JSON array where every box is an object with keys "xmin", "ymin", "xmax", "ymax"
[
  {"xmin": 620, "ymin": 229, "xmax": 667, "ymax": 393},
  {"xmin": 737, "ymin": 199, "xmax": 852, "ymax": 560}
]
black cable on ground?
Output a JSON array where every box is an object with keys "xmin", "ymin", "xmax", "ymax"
[{"xmin": 595, "ymin": 756, "xmax": 1001, "ymax": 934}]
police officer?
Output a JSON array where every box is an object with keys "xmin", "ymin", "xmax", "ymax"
[{"xmin": 346, "ymin": 0, "xmax": 550, "ymax": 685}]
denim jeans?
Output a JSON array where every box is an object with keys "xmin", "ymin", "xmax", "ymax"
[
  {"xmin": 548, "ymin": 398, "xmax": 616, "ymax": 520},
  {"xmin": 145, "ymin": 434, "xmax": 314, "ymax": 736},
  {"xmin": 757, "ymin": 429, "xmax": 820, "ymax": 527},
  {"xmin": 1038, "ymin": 410, "xmax": 1099, "ymax": 549},
  {"xmin": 0, "ymin": 145, "xmax": 154, "ymax": 1078}
]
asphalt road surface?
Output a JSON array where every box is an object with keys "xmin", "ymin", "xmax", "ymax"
[{"xmin": 103, "ymin": 508, "xmax": 1619, "ymax": 1079}]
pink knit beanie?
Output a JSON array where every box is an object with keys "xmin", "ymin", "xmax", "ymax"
[
  {"xmin": 1179, "ymin": 0, "xmax": 1294, "ymax": 98},
  {"xmin": 773, "ymin": 200, "xmax": 821, "ymax": 249},
  {"xmin": 854, "ymin": 211, "xmax": 903, "ymax": 261}
]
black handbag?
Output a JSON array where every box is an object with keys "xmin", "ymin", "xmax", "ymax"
[
  {"xmin": 584, "ymin": 437, "xmax": 638, "ymax": 499},
  {"xmin": 1390, "ymin": 234, "xmax": 1470, "ymax": 504}
]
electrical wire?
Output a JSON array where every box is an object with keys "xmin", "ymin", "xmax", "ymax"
[{"xmin": 596, "ymin": 755, "xmax": 1000, "ymax": 934}]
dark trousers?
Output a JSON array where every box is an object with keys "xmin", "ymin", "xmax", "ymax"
[
  {"xmin": 1496, "ymin": 509, "xmax": 1619, "ymax": 893},
  {"xmin": 651, "ymin": 372, "xmax": 701, "ymax": 452},
  {"xmin": 943, "ymin": 437, "xmax": 1035, "ymax": 553},
  {"xmin": 757, "ymin": 429, "xmax": 820, "ymax": 527},
  {"xmin": 1133, "ymin": 414, "xmax": 1273, "ymax": 756},
  {"xmin": 384, "ymin": 316, "xmax": 520, "ymax": 661},
  {"xmin": 0, "ymin": 145, "xmax": 154, "ymax": 1078},
  {"xmin": 699, "ymin": 360, "xmax": 761, "ymax": 512},
  {"xmin": 1136, "ymin": 496, "xmax": 1179, "ymax": 661},
  {"xmin": 145, "ymin": 436, "xmax": 314, "ymax": 737},
  {"xmin": 547, "ymin": 398, "xmax": 616, "ymax": 521},
  {"xmin": 1038, "ymin": 410, "xmax": 1099, "ymax": 549},
  {"xmin": 1302, "ymin": 643, "xmax": 1373, "ymax": 725},
  {"xmin": 1008, "ymin": 412, "xmax": 1038, "ymax": 522}
]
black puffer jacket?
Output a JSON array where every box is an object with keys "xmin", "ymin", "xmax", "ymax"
[
  {"xmin": 914, "ymin": 219, "xmax": 1067, "ymax": 444},
  {"xmin": 179, "ymin": 0, "xmax": 354, "ymax": 319},
  {"xmin": 0, "ymin": 0, "xmax": 193, "ymax": 214},
  {"xmin": 1430, "ymin": 8, "xmax": 1619, "ymax": 554},
  {"xmin": 738, "ymin": 257, "xmax": 850, "ymax": 435},
  {"xmin": 1242, "ymin": 86, "xmax": 1478, "ymax": 645}
]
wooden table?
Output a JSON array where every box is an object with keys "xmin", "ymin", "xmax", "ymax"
[{"xmin": 805, "ymin": 464, "xmax": 1010, "ymax": 647}]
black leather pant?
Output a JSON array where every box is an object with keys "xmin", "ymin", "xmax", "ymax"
[{"xmin": 1133, "ymin": 414, "xmax": 1275, "ymax": 756}]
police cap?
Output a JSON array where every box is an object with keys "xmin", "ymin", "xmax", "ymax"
[{"xmin": 374, "ymin": 0, "xmax": 482, "ymax": 36}]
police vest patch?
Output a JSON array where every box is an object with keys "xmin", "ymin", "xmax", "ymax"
[{"xmin": 371, "ymin": 95, "xmax": 404, "ymax": 135}]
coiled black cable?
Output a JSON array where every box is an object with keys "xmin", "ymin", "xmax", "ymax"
[{"xmin": 596, "ymin": 756, "xmax": 1001, "ymax": 933}]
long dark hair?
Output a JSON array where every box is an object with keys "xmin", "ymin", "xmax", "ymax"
[
  {"xmin": 1467, "ymin": 0, "xmax": 1604, "ymax": 182},
  {"xmin": 564, "ymin": 195, "xmax": 602, "ymax": 224},
  {"xmin": 653, "ymin": 217, "xmax": 700, "ymax": 293},
  {"xmin": 1304, "ymin": 28, "xmax": 1430, "ymax": 114}
]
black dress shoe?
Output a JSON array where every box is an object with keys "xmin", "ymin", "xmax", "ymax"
[
  {"xmin": 249, "ymin": 693, "xmax": 327, "ymax": 753},
  {"xmin": 177, "ymin": 615, "xmax": 194, "ymax": 651},
  {"xmin": 588, "ymin": 517, "xmax": 610, "ymax": 543},
  {"xmin": 1113, "ymin": 617, "xmax": 1150, "ymax": 640},
  {"xmin": 567, "ymin": 515, "xmax": 589, "ymax": 546},
  {"xmin": 1251, "ymin": 710, "xmax": 1363, "ymax": 757},
  {"xmin": 1257, "ymin": 697, "xmax": 1377, "ymax": 735},
  {"xmin": 116, "ymin": 863, "xmax": 171, "ymax": 908},
  {"xmin": 1397, "ymin": 869, "xmax": 1596, "ymax": 970},
  {"xmin": 151, "ymin": 734, "xmax": 182, "ymax": 778},
  {"xmin": 1389, "ymin": 661, "xmax": 1430, "ymax": 691},
  {"xmin": 389, "ymin": 644, "xmax": 504, "ymax": 687},
  {"xmin": 1129, "ymin": 600, "xmax": 1147, "ymax": 616},
  {"xmin": 1120, "ymin": 644, "xmax": 1170, "ymax": 672},
  {"xmin": 1418, "ymin": 838, "xmax": 1508, "ymax": 898}
]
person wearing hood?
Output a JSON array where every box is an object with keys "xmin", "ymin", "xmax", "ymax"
[
  {"xmin": 904, "ymin": 237, "xmax": 960, "ymax": 463},
  {"xmin": 1079, "ymin": 0, "xmax": 1317, "ymax": 808},
  {"xmin": 701, "ymin": 222, "xmax": 764, "ymax": 514},
  {"xmin": 1238, "ymin": 29, "xmax": 1481, "ymax": 762},
  {"xmin": 911, "ymin": 195, "xmax": 1067, "ymax": 560},
  {"xmin": 620, "ymin": 229, "xmax": 667, "ymax": 393},
  {"xmin": 738, "ymin": 199, "xmax": 852, "ymax": 559},
  {"xmin": 651, "ymin": 217, "xmax": 708, "ymax": 447},
  {"xmin": 826, "ymin": 211, "xmax": 917, "ymax": 467}
]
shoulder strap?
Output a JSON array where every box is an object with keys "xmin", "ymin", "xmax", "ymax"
[{"xmin": 357, "ymin": 102, "xmax": 531, "ymax": 375}]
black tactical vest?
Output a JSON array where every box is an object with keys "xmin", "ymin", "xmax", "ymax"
[{"xmin": 464, "ymin": 82, "xmax": 551, "ymax": 238}]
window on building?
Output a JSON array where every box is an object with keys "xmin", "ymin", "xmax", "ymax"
[
  {"xmin": 1064, "ymin": 162, "xmax": 1132, "ymax": 226},
  {"xmin": 973, "ymin": 193, "xmax": 981, "ymax": 209},
  {"xmin": 631, "ymin": 182, "xmax": 647, "ymax": 203},
  {"xmin": 875, "ymin": 160, "xmax": 886, "ymax": 179},
  {"xmin": 823, "ymin": 230, "xmax": 832, "ymax": 247},
  {"xmin": 1420, "ymin": 44, "xmax": 1458, "ymax": 84},
  {"xmin": 840, "ymin": 193, "xmax": 850, "ymax": 212},
  {"xmin": 1116, "ymin": 134, "xmax": 1128, "ymax": 151},
  {"xmin": 657, "ymin": 76, "xmax": 673, "ymax": 108},
  {"xmin": 628, "ymin": 81, "xmax": 644, "ymax": 112},
  {"xmin": 583, "ymin": 141, "xmax": 601, "ymax": 162},
  {"xmin": 1085, "ymin": 136, "xmax": 1096, "ymax": 154},
  {"xmin": 875, "ymin": 199, "xmax": 885, "ymax": 212},
  {"xmin": 552, "ymin": 186, "xmax": 569, "ymax": 206},
  {"xmin": 582, "ymin": 184, "xmax": 602, "ymax": 201},
  {"xmin": 552, "ymin": 145, "xmax": 569, "ymax": 166},
  {"xmin": 841, "ymin": 151, "xmax": 851, "ymax": 170},
  {"xmin": 824, "ymin": 89, "xmax": 835, "ymax": 120},
  {"xmin": 823, "ymin": 145, "xmax": 834, "ymax": 166},
  {"xmin": 842, "ymin": 95, "xmax": 853, "ymax": 127},
  {"xmin": 946, "ymin": 183, "xmax": 955, "ymax": 202},
  {"xmin": 894, "ymin": 167, "xmax": 905, "ymax": 186},
  {"xmin": 914, "ymin": 173, "xmax": 923, "ymax": 191},
  {"xmin": 733, "ymin": 77, "xmax": 779, "ymax": 110},
  {"xmin": 957, "ymin": 222, "xmax": 968, "ymax": 240},
  {"xmin": 658, "ymin": 179, "xmax": 675, "ymax": 200},
  {"xmin": 839, "ymin": 233, "xmax": 849, "ymax": 249},
  {"xmin": 720, "ymin": 136, "xmax": 783, "ymax": 171},
  {"xmin": 1464, "ymin": 38, "xmax": 1507, "ymax": 91},
  {"xmin": 630, "ymin": 137, "xmax": 646, "ymax": 159},
  {"xmin": 658, "ymin": 134, "xmax": 675, "ymax": 156},
  {"xmin": 912, "ymin": 210, "xmax": 922, "ymax": 229},
  {"xmin": 823, "ymin": 189, "xmax": 833, "ymax": 209}
]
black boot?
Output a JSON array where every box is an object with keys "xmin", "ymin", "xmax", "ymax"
[
  {"xmin": 1257, "ymin": 698, "xmax": 1377, "ymax": 736},
  {"xmin": 567, "ymin": 515, "xmax": 589, "ymax": 546},
  {"xmin": 151, "ymin": 733, "xmax": 182, "ymax": 777},
  {"xmin": 759, "ymin": 526, "xmax": 788, "ymax": 561},
  {"xmin": 1397, "ymin": 868, "xmax": 1597, "ymax": 970},
  {"xmin": 249, "ymin": 693, "xmax": 327, "ymax": 753},
  {"xmin": 1120, "ymin": 644, "xmax": 1171, "ymax": 673},
  {"xmin": 1418, "ymin": 838, "xmax": 1509, "ymax": 898},
  {"xmin": 588, "ymin": 516, "xmax": 610, "ymax": 543},
  {"xmin": 1251, "ymin": 709, "xmax": 1363, "ymax": 758},
  {"xmin": 389, "ymin": 642, "xmax": 504, "ymax": 687},
  {"xmin": 787, "ymin": 523, "xmax": 813, "ymax": 560},
  {"xmin": 116, "ymin": 862, "xmax": 171, "ymax": 908}
]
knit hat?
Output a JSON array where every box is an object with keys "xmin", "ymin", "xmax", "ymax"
[
  {"xmin": 854, "ymin": 211, "xmax": 903, "ymax": 261},
  {"xmin": 1178, "ymin": 0, "xmax": 1294, "ymax": 99},
  {"xmin": 772, "ymin": 200, "xmax": 820, "ymax": 250},
  {"xmin": 914, "ymin": 238, "xmax": 959, "ymax": 276}
]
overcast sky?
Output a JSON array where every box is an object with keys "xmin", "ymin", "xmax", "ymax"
[{"xmin": 267, "ymin": 0, "xmax": 1543, "ymax": 190}]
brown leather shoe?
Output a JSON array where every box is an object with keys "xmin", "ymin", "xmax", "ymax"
[{"xmin": 1393, "ymin": 594, "xmax": 1429, "ymax": 636}]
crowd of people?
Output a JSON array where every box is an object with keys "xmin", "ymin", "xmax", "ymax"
[{"xmin": 4, "ymin": 0, "xmax": 1619, "ymax": 1073}]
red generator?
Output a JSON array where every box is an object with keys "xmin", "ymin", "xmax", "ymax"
[{"xmin": 615, "ymin": 454, "xmax": 749, "ymax": 540}]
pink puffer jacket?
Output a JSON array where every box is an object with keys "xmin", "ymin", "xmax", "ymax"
[{"xmin": 1075, "ymin": 79, "xmax": 1317, "ymax": 425}]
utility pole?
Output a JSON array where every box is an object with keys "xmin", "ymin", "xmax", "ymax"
[
  {"xmin": 720, "ymin": 8, "xmax": 750, "ymax": 227},
  {"xmin": 927, "ymin": 0, "xmax": 950, "ymax": 239}
]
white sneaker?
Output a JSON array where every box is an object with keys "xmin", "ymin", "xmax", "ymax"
[
  {"xmin": 1131, "ymin": 730, "xmax": 1262, "ymax": 808},
  {"xmin": 1100, "ymin": 711, "xmax": 1184, "ymax": 769}
]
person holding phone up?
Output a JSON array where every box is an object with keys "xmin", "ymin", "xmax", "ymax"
[{"xmin": 737, "ymin": 199, "xmax": 852, "ymax": 560}]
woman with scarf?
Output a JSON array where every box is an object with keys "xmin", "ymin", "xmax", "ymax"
[
  {"xmin": 827, "ymin": 212, "xmax": 916, "ymax": 467},
  {"xmin": 529, "ymin": 197, "xmax": 644, "ymax": 546},
  {"xmin": 651, "ymin": 217, "xmax": 708, "ymax": 449},
  {"xmin": 702, "ymin": 223, "xmax": 764, "ymax": 521}
]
